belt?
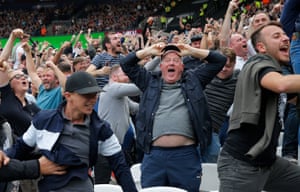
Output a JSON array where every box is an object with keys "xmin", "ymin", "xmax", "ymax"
[{"xmin": 292, "ymin": 32, "xmax": 300, "ymax": 40}]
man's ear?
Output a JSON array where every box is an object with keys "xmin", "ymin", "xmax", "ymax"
[
  {"xmin": 179, "ymin": 63, "xmax": 184, "ymax": 73},
  {"xmin": 256, "ymin": 42, "xmax": 266, "ymax": 53},
  {"xmin": 111, "ymin": 73, "xmax": 117, "ymax": 81},
  {"xmin": 105, "ymin": 42, "xmax": 111, "ymax": 50}
]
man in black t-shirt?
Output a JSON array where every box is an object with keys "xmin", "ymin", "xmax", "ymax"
[{"xmin": 218, "ymin": 21, "xmax": 300, "ymax": 192}]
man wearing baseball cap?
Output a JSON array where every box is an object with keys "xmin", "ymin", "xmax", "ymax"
[
  {"xmin": 121, "ymin": 42, "xmax": 226, "ymax": 191},
  {"xmin": 6, "ymin": 71, "xmax": 137, "ymax": 192},
  {"xmin": 182, "ymin": 34, "xmax": 204, "ymax": 71}
]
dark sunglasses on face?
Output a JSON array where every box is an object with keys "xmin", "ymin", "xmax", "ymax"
[{"xmin": 9, "ymin": 74, "xmax": 28, "ymax": 82}]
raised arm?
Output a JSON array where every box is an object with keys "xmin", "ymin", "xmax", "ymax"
[
  {"xmin": 178, "ymin": 43, "xmax": 210, "ymax": 60},
  {"xmin": 0, "ymin": 29, "xmax": 25, "ymax": 85},
  {"xmin": 52, "ymin": 41, "xmax": 71, "ymax": 65},
  {"xmin": 200, "ymin": 24, "xmax": 214, "ymax": 49},
  {"xmin": 219, "ymin": 0, "xmax": 239, "ymax": 48},
  {"xmin": 45, "ymin": 61, "xmax": 67, "ymax": 91},
  {"xmin": 73, "ymin": 30, "xmax": 83, "ymax": 46},
  {"xmin": 22, "ymin": 42, "xmax": 42, "ymax": 89},
  {"xmin": 0, "ymin": 29, "xmax": 24, "ymax": 63},
  {"xmin": 237, "ymin": 13, "xmax": 246, "ymax": 34}
]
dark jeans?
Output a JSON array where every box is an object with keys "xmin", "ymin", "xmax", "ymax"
[
  {"xmin": 202, "ymin": 132, "xmax": 220, "ymax": 163},
  {"xmin": 282, "ymin": 103, "xmax": 299, "ymax": 159},
  {"xmin": 219, "ymin": 116, "xmax": 229, "ymax": 146},
  {"xmin": 141, "ymin": 145, "xmax": 201, "ymax": 192},
  {"xmin": 281, "ymin": 65, "xmax": 299, "ymax": 159},
  {"xmin": 218, "ymin": 149, "xmax": 300, "ymax": 192}
]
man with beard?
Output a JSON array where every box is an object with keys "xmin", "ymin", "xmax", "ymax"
[
  {"xmin": 24, "ymin": 42, "xmax": 66, "ymax": 110},
  {"xmin": 86, "ymin": 32, "xmax": 124, "ymax": 88},
  {"xmin": 218, "ymin": 21, "xmax": 300, "ymax": 192},
  {"xmin": 86, "ymin": 32, "xmax": 125, "ymax": 184}
]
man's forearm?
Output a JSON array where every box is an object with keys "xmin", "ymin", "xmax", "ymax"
[{"xmin": 0, "ymin": 159, "xmax": 39, "ymax": 181}]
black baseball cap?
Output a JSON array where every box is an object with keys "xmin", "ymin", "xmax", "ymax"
[
  {"xmin": 65, "ymin": 71, "xmax": 102, "ymax": 94},
  {"xmin": 161, "ymin": 45, "xmax": 181, "ymax": 59},
  {"xmin": 190, "ymin": 34, "xmax": 202, "ymax": 42}
]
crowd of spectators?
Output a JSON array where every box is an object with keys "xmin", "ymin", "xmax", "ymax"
[
  {"xmin": 1, "ymin": 0, "xmax": 300, "ymax": 191},
  {"xmin": 0, "ymin": 0, "xmax": 165, "ymax": 38},
  {"xmin": 0, "ymin": 8, "xmax": 50, "ymax": 38}
]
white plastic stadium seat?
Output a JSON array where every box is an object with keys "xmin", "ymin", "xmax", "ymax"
[
  {"xmin": 199, "ymin": 163, "xmax": 219, "ymax": 192},
  {"xmin": 278, "ymin": 131, "xmax": 284, "ymax": 147},
  {"xmin": 130, "ymin": 163, "xmax": 142, "ymax": 190},
  {"xmin": 94, "ymin": 184, "xmax": 123, "ymax": 192},
  {"xmin": 139, "ymin": 186, "xmax": 187, "ymax": 192}
]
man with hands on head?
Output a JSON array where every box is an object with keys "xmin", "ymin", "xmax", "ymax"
[{"xmin": 120, "ymin": 42, "xmax": 226, "ymax": 191}]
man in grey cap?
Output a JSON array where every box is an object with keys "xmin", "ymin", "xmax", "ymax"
[{"xmin": 6, "ymin": 71, "xmax": 137, "ymax": 192}]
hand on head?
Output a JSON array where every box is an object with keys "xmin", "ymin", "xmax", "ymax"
[{"xmin": 149, "ymin": 42, "xmax": 167, "ymax": 56}]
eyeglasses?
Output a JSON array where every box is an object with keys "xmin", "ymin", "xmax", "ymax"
[{"xmin": 9, "ymin": 74, "xmax": 28, "ymax": 82}]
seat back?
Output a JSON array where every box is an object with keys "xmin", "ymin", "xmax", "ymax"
[
  {"xmin": 200, "ymin": 163, "xmax": 219, "ymax": 191},
  {"xmin": 130, "ymin": 163, "xmax": 142, "ymax": 190},
  {"xmin": 94, "ymin": 184, "xmax": 123, "ymax": 192},
  {"xmin": 139, "ymin": 186, "xmax": 187, "ymax": 192}
]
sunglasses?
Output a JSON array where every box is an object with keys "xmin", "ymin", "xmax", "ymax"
[{"xmin": 9, "ymin": 74, "xmax": 28, "ymax": 82}]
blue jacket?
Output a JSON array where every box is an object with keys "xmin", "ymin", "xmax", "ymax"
[
  {"xmin": 281, "ymin": 0, "xmax": 300, "ymax": 39},
  {"xmin": 120, "ymin": 51, "xmax": 226, "ymax": 153},
  {"xmin": 7, "ymin": 101, "xmax": 137, "ymax": 192}
]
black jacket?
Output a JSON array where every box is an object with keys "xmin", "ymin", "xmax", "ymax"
[{"xmin": 121, "ymin": 51, "xmax": 226, "ymax": 153}]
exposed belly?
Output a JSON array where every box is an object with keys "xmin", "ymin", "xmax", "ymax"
[{"xmin": 152, "ymin": 134, "xmax": 195, "ymax": 147}]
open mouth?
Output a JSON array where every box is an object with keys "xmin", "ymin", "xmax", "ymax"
[
  {"xmin": 279, "ymin": 45, "xmax": 289, "ymax": 51},
  {"xmin": 279, "ymin": 45, "xmax": 289, "ymax": 55}
]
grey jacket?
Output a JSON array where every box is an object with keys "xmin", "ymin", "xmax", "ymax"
[{"xmin": 229, "ymin": 54, "xmax": 282, "ymax": 158}]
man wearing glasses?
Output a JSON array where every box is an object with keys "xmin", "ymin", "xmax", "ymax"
[{"xmin": 0, "ymin": 29, "xmax": 40, "ymax": 138}]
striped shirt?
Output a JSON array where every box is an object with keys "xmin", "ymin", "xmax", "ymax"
[
  {"xmin": 91, "ymin": 52, "xmax": 125, "ymax": 88},
  {"xmin": 204, "ymin": 70, "xmax": 239, "ymax": 133}
]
